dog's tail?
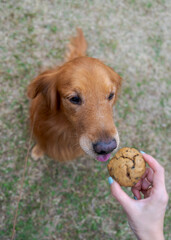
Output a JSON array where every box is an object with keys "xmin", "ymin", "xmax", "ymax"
[{"xmin": 65, "ymin": 28, "xmax": 87, "ymax": 61}]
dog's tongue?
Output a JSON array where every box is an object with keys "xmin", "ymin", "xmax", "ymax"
[{"xmin": 96, "ymin": 154, "xmax": 111, "ymax": 162}]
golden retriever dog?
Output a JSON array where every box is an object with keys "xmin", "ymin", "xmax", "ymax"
[{"xmin": 27, "ymin": 29, "xmax": 122, "ymax": 162}]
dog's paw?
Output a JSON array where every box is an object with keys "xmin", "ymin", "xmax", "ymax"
[{"xmin": 31, "ymin": 145, "xmax": 44, "ymax": 160}]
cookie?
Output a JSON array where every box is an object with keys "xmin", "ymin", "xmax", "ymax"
[{"xmin": 107, "ymin": 147, "xmax": 146, "ymax": 187}]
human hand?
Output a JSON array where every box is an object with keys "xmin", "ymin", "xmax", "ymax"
[{"xmin": 108, "ymin": 152, "xmax": 168, "ymax": 240}]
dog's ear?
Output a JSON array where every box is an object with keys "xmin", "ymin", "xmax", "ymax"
[{"xmin": 27, "ymin": 69, "xmax": 60, "ymax": 110}]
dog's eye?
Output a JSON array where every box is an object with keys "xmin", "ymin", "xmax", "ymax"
[
  {"xmin": 69, "ymin": 96, "xmax": 82, "ymax": 105},
  {"xmin": 108, "ymin": 92, "xmax": 114, "ymax": 101}
]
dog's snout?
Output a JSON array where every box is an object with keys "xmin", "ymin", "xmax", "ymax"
[{"xmin": 93, "ymin": 139, "xmax": 117, "ymax": 155}]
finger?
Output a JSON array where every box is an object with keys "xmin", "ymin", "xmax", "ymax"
[
  {"xmin": 141, "ymin": 188, "xmax": 152, "ymax": 198},
  {"xmin": 142, "ymin": 153, "xmax": 163, "ymax": 174},
  {"xmin": 142, "ymin": 168, "xmax": 154, "ymax": 183},
  {"xmin": 131, "ymin": 187, "xmax": 141, "ymax": 200},
  {"xmin": 134, "ymin": 178, "xmax": 142, "ymax": 189},
  {"xmin": 131, "ymin": 178, "xmax": 142, "ymax": 199},
  {"xmin": 141, "ymin": 153, "xmax": 165, "ymax": 188},
  {"xmin": 109, "ymin": 179, "xmax": 134, "ymax": 208},
  {"xmin": 146, "ymin": 168, "xmax": 154, "ymax": 183},
  {"xmin": 142, "ymin": 178, "xmax": 151, "ymax": 190}
]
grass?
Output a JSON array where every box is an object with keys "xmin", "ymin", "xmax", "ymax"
[{"xmin": 0, "ymin": 0, "xmax": 171, "ymax": 239}]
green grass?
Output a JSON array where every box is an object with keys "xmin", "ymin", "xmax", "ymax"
[{"xmin": 0, "ymin": 0, "xmax": 171, "ymax": 239}]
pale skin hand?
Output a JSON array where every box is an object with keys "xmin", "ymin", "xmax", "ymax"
[{"xmin": 109, "ymin": 153, "xmax": 169, "ymax": 240}]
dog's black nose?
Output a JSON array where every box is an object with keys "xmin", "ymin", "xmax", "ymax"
[{"xmin": 93, "ymin": 139, "xmax": 117, "ymax": 155}]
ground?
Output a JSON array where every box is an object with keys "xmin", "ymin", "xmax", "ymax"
[{"xmin": 0, "ymin": 0, "xmax": 171, "ymax": 239}]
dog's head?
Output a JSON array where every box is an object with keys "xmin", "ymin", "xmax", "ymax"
[{"xmin": 28, "ymin": 57, "xmax": 122, "ymax": 161}]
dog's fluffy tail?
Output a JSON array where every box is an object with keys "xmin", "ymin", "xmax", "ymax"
[{"xmin": 65, "ymin": 28, "xmax": 87, "ymax": 61}]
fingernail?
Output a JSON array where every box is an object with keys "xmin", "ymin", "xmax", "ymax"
[
  {"xmin": 134, "ymin": 196, "xmax": 138, "ymax": 200},
  {"xmin": 140, "ymin": 151, "xmax": 145, "ymax": 154},
  {"xmin": 108, "ymin": 177, "xmax": 114, "ymax": 185}
]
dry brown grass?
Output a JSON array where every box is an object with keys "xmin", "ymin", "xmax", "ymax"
[{"xmin": 0, "ymin": 0, "xmax": 171, "ymax": 239}]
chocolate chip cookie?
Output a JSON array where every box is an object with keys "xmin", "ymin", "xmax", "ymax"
[{"xmin": 107, "ymin": 147, "xmax": 146, "ymax": 187}]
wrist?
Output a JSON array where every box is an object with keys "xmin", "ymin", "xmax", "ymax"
[{"xmin": 136, "ymin": 230, "xmax": 164, "ymax": 240}]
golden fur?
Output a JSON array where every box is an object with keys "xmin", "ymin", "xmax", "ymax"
[{"xmin": 27, "ymin": 29, "xmax": 122, "ymax": 162}]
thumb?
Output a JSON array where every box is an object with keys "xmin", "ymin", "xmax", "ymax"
[{"xmin": 108, "ymin": 177, "xmax": 134, "ymax": 209}]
